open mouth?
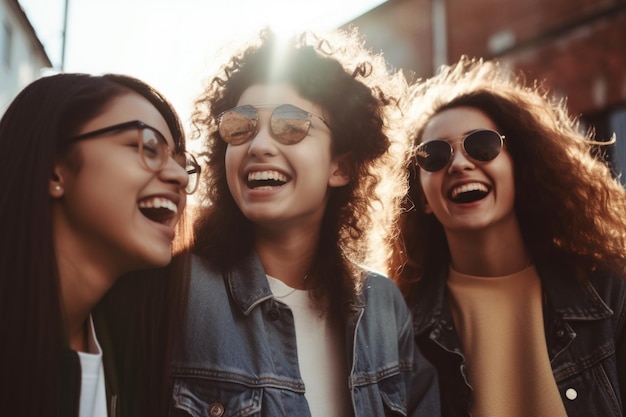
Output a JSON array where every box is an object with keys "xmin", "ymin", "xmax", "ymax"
[
  {"xmin": 449, "ymin": 182, "xmax": 490, "ymax": 204},
  {"xmin": 138, "ymin": 197, "xmax": 178, "ymax": 225},
  {"xmin": 246, "ymin": 170, "xmax": 289, "ymax": 189}
]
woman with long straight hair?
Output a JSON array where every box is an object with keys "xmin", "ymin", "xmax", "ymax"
[{"xmin": 0, "ymin": 73, "xmax": 199, "ymax": 417}]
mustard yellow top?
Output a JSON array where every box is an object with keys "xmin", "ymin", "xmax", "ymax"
[{"xmin": 447, "ymin": 264, "xmax": 567, "ymax": 417}]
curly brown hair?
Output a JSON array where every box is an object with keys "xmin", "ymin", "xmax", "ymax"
[
  {"xmin": 391, "ymin": 56, "xmax": 626, "ymax": 298},
  {"xmin": 191, "ymin": 28, "xmax": 408, "ymax": 314}
]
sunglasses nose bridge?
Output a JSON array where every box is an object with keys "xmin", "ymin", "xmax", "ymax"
[
  {"xmin": 448, "ymin": 140, "xmax": 476, "ymax": 170},
  {"xmin": 247, "ymin": 118, "xmax": 279, "ymax": 154}
]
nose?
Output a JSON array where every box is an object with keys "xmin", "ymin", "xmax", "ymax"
[
  {"xmin": 158, "ymin": 155, "xmax": 190, "ymax": 190},
  {"xmin": 247, "ymin": 120, "xmax": 278, "ymax": 157},
  {"xmin": 447, "ymin": 141, "xmax": 475, "ymax": 174}
]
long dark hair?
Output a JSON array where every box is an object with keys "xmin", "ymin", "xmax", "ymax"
[
  {"xmin": 191, "ymin": 28, "xmax": 407, "ymax": 317},
  {"xmin": 0, "ymin": 72, "xmax": 188, "ymax": 417},
  {"xmin": 392, "ymin": 57, "xmax": 626, "ymax": 298}
]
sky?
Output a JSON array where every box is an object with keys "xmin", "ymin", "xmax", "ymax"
[{"xmin": 18, "ymin": 0, "xmax": 386, "ymax": 125}]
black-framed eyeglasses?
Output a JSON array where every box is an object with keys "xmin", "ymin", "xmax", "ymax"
[
  {"xmin": 415, "ymin": 129, "xmax": 505, "ymax": 172},
  {"xmin": 217, "ymin": 104, "xmax": 330, "ymax": 146},
  {"xmin": 68, "ymin": 120, "xmax": 201, "ymax": 194}
]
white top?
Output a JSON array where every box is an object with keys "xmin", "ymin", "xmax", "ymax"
[
  {"xmin": 77, "ymin": 316, "xmax": 108, "ymax": 417},
  {"xmin": 267, "ymin": 275, "xmax": 351, "ymax": 417}
]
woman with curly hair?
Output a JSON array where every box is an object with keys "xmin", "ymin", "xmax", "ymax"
[
  {"xmin": 391, "ymin": 56, "xmax": 626, "ymax": 416},
  {"xmin": 170, "ymin": 28, "xmax": 440, "ymax": 417}
]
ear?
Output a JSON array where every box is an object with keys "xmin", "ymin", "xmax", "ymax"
[
  {"xmin": 328, "ymin": 155, "xmax": 350, "ymax": 188},
  {"xmin": 49, "ymin": 165, "xmax": 65, "ymax": 198}
]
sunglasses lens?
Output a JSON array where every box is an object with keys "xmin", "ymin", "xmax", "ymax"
[
  {"xmin": 141, "ymin": 128, "xmax": 168, "ymax": 171},
  {"xmin": 271, "ymin": 104, "xmax": 311, "ymax": 144},
  {"xmin": 218, "ymin": 105, "xmax": 258, "ymax": 145},
  {"xmin": 464, "ymin": 130, "xmax": 502, "ymax": 161},
  {"xmin": 416, "ymin": 140, "xmax": 452, "ymax": 172}
]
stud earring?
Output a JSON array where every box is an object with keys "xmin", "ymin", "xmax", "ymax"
[{"xmin": 54, "ymin": 185, "xmax": 62, "ymax": 191}]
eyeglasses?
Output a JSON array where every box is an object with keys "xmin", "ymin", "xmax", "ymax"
[
  {"xmin": 217, "ymin": 104, "xmax": 329, "ymax": 145},
  {"xmin": 68, "ymin": 120, "xmax": 201, "ymax": 194},
  {"xmin": 415, "ymin": 129, "xmax": 505, "ymax": 172}
]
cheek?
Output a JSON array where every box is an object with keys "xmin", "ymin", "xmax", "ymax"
[
  {"xmin": 224, "ymin": 147, "xmax": 245, "ymax": 197},
  {"xmin": 224, "ymin": 147, "xmax": 238, "ymax": 179},
  {"xmin": 419, "ymin": 173, "xmax": 437, "ymax": 212},
  {"xmin": 419, "ymin": 172, "xmax": 438, "ymax": 197}
]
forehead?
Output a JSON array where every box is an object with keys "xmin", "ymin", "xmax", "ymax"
[
  {"xmin": 422, "ymin": 106, "xmax": 498, "ymax": 142},
  {"xmin": 236, "ymin": 83, "xmax": 324, "ymax": 115},
  {"xmin": 77, "ymin": 92, "xmax": 175, "ymax": 147}
]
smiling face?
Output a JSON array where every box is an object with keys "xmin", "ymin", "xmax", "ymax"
[
  {"xmin": 419, "ymin": 106, "xmax": 518, "ymax": 238},
  {"xmin": 51, "ymin": 92, "xmax": 189, "ymax": 275},
  {"xmin": 224, "ymin": 83, "xmax": 349, "ymax": 232}
]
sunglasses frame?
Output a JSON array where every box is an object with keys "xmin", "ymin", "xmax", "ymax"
[
  {"xmin": 67, "ymin": 120, "xmax": 201, "ymax": 194},
  {"xmin": 415, "ymin": 129, "xmax": 505, "ymax": 172},
  {"xmin": 217, "ymin": 103, "xmax": 329, "ymax": 145}
]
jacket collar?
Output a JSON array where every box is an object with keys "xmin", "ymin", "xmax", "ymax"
[
  {"xmin": 226, "ymin": 250, "xmax": 275, "ymax": 315},
  {"xmin": 410, "ymin": 261, "xmax": 613, "ymax": 333},
  {"xmin": 226, "ymin": 250, "xmax": 368, "ymax": 316},
  {"xmin": 536, "ymin": 262, "xmax": 613, "ymax": 320},
  {"xmin": 410, "ymin": 264, "xmax": 449, "ymax": 334}
]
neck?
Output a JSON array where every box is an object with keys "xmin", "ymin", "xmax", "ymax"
[
  {"xmin": 56, "ymin": 250, "xmax": 118, "ymax": 352},
  {"xmin": 255, "ymin": 226, "xmax": 318, "ymax": 289},
  {"xmin": 446, "ymin": 223, "xmax": 531, "ymax": 277}
]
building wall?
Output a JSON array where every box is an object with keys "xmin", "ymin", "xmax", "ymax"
[
  {"xmin": 344, "ymin": 0, "xmax": 626, "ymax": 181},
  {"xmin": 0, "ymin": 0, "xmax": 51, "ymax": 113}
]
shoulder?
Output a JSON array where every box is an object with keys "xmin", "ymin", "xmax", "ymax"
[
  {"xmin": 359, "ymin": 267, "xmax": 408, "ymax": 310},
  {"xmin": 188, "ymin": 253, "xmax": 227, "ymax": 299},
  {"xmin": 588, "ymin": 267, "xmax": 626, "ymax": 312}
]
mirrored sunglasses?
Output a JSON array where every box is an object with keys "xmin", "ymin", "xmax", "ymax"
[
  {"xmin": 67, "ymin": 120, "xmax": 201, "ymax": 194},
  {"xmin": 415, "ymin": 129, "xmax": 505, "ymax": 172},
  {"xmin": 217, "ymin": 104, "xmax": 329, "ymax": 145}
]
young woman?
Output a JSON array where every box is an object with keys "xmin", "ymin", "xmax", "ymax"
[
  {"xmin": 391, "ymin": 56, "xmax": 626, "ymax": 416},
  {"xmin": 170, "ymin": 29, "xmax": 440, "ymax": 417},
  {"xmin": 0, "ymin": 73, "xmax": 200, "ymax": 417}
]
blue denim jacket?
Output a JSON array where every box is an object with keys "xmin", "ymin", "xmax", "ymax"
[
  {"xmin": 170, "ymin": 253, "xmax": 440, "ymax": 417},
  {"xmin": 410, "ymin": 262, "xmax": 626, "ymax": 417}
]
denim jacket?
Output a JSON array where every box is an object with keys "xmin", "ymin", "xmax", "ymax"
[
  {"xmin": 410, "ymin": 262, "xmax": 626, "ymax": 417},
  {"xmin": 170, "ymin": 252, "xmax": 440, "ymax": 417}
]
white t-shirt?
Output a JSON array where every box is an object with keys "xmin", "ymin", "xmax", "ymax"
[
  {"xmin": 267, "ymin": 275, "xmax": 352, "ymax": 417},
  {"xmin": 77, "ymin": 316, "xmax": 108, "ymax": 417}
]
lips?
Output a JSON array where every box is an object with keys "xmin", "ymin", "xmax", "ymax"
[
  {"xmin": 448, "ymin": 182, "xmax": 490, "ymax": 204},
  {"xmin": 138, "ymin": 197, "xmax": 178, "ymax": 225},
  {"xmin": 246, "ymin": 170, "xmax": 289, "ymax": 189}
]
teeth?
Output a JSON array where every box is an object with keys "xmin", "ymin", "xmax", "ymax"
[
  {"xmin": 138, "ymin": 197, "xmax": 178, "ymax": 214},
  {"xmin": 247, "ymin": 170, "xmax": 287, "ymax": 182},
  {"xmin": 451, "ymin": 182, "xmax": 488, "ymax": 199}
]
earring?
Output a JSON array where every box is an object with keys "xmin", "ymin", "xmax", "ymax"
[{"xmin": 54, "ymin": 185, "xmax": 62, "ymax": 191}]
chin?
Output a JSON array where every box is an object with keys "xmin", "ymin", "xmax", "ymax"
[{"xmin": 136, "ymin": 249, "xmax": 173, "ymax": 270}]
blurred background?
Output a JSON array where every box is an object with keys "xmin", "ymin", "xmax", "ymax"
[{"xmin": 1, "ymin": 0, "xmax": 625, "ymax": 180}]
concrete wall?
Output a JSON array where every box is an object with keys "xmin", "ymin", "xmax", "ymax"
[{"xmin": 0, "ymin": 0, "xmax": 52, "ymax": 113}]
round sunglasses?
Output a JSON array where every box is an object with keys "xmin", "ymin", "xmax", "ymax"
[
  {"xmin": 217, "ymin": 104, "xmax": 329, "ymax": 145},
  {"xmin": 415, "ymin": 129, "xmax": 505, "ymax": 172},
  {"xmin": 68, "ymin": 120, "xmax": 201, "ymax": 194}
]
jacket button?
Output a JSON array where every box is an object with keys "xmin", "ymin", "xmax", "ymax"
[
  {"xmin": 556, "ymin": 329, "xmax": 565, "ymax": 337},
  {"xmin": 565, "ymin": 388, "xmax": 577, "ymax": 400},
  {"xmin": 267, "ymin": 308, "xmax": 280, "ymax": 321},
  {"xmin": 208, "ymin": 402, "xmax": 224, "ymax": 417}
]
